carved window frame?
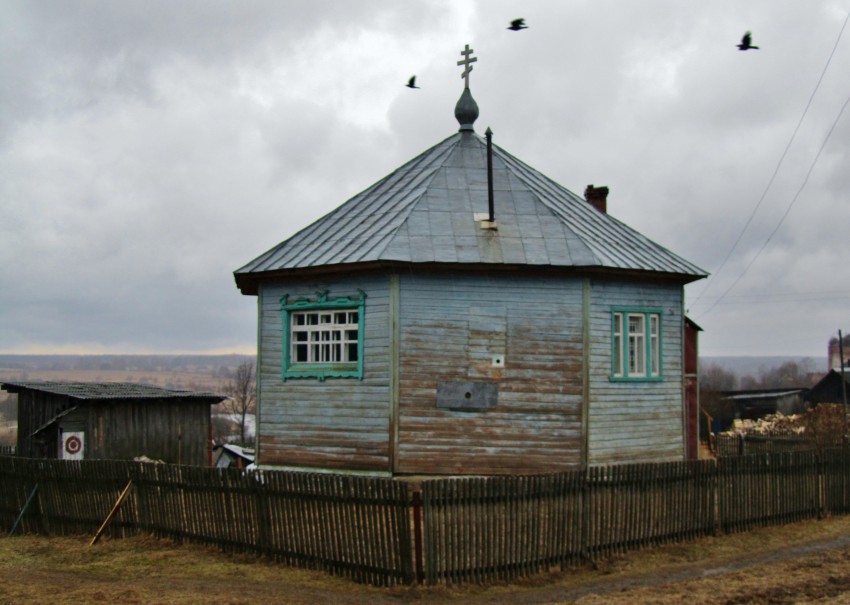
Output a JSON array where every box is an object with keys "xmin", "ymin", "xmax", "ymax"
[{"xmin": 280, "ymin": 290, "xmax": 366, "ymax": 381}]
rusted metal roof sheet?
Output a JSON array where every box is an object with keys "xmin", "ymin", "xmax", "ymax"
[
  {"xmin": 0, "ymin": 380, "xmax": 225, "ymax": 403},
  {"xmin": 235, "ymin": 131, "xmax": 706, "ymax": 290}
]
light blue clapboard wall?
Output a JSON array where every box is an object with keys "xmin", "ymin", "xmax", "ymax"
[
  {"xmin": 256, "ymin": 274, "xmax": 392, "ymax": 471},
  {"xmin": 586, "ymin": 280, "xmax": 685, "ymax": 465},
  {"xmin": 254, "ymin": 271, "xmax": 687, "ymax": 474},
  {"xmin": 395, "ymin": 273, "xmax": 586, "ymax": 475}
]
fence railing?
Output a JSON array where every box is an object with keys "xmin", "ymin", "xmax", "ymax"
[{"xmin": 2, "ymin": 449, "xmax": 850, "ymax": 586}]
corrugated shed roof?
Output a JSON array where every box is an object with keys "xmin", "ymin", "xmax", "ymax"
[
  {"xmin": 722, "ymin": 389, "xmax": 807, "ymax": 401},
  {"xmin": 0, "ymin": 380, "xmax": 225, "ymax": 403},
  {"xmin": 235, "ymin": 130, "xmax": 706, "ymax": 292}
]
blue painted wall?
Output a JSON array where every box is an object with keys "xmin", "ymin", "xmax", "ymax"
[
  {"xmin": 587, "ymin": 280, "xmax": 685, "ymax": 464},
  {"xmin": 254, "ymin": 271, "xmax": 687, "ymax": 474},
  {"xmin": 256, "ymin": 274, "xmax": 392, "ymax": 471}
]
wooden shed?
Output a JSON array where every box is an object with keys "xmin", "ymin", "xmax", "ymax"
[
  {"xmin": 721, "ymin": 388, "xmax": 809, "ymax": 420},
  {"xmin": 1, "ymin": 381, "xmax": 225, "ymax": 466},
  {"xmin": 234, "ymin": 57, "xmax": 707, "ymax": 476},
  {"xmin": 806, "ymin": 369, "xmax": 850, "ymax": 405}
]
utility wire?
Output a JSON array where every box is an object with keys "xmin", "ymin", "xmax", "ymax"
[
  {"xmin": 690, "ymin": 7, "xmax": 850, "ymax": 309},
  {"xmin": 698, "ymin": 87, "xmax": 850, "ymax": 317}
]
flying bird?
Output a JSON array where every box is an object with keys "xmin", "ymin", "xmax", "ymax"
[
  {"xmin": 405, "ymin": 75, "xmax": 420, "ymax": 89},
  {"xmin": 737, "ymin": 31, "xmax": 759, "ymax": 50},
  {"xmin": 507, "ymin": 18, "xmax": 528, "ymax": 31}
]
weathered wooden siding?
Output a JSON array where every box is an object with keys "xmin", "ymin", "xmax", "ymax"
[
  {"xmin": 395, "ymin": 274, "xmax": 585, "ymax": 475},
  {"xmin": 586, "ymin": 280, "xmax": 685, "ymax": 465},
  {"xmin": 256, "ymin": 274, "xmax": 392, "ymax": 471},
  {"xmin": 16, "ymin": 391, "xmax": 72, "ymax": 458},
  {"xmin": 76, "ymin": 402, "xmax": 210, "ymax": 465},
  {"xmin": 16, "ymin": 393, "xmax": 210, "ymax": 465}
]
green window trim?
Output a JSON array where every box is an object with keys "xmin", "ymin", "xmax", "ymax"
[
  {"xmin": 280, "ymin": 290, "xmax": 366, "ymax": 381},
  {"xmin": 610, "ymin": 306, "xmax": 663, "ymax": 382}
]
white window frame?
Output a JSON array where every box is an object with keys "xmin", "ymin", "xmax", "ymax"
[{"xmin": 290, "ymin": 309, "xmax": 360, "ymax": 365}]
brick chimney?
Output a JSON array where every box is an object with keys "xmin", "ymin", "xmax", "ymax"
[{"xmin": 584, "ymin": 184, "xmax": 609, "ymax": 214}]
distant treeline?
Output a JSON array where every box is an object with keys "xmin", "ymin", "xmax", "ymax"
[{"xmin": 0, "ymin": 354, "xmax": 255, "ymax": 374}]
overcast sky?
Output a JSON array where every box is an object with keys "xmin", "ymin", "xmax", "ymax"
[{"xmin": 1, "ymin": 1, "xmax": 848, "ymax": 359}]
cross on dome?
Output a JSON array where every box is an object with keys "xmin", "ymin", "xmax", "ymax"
[
  {"xmin": 453, "ymin": 43, "xmax": 480, "ymax": 131},
  {"xmin": 457, "ymin": 44, "xmax": 477, "ymax": 89}
]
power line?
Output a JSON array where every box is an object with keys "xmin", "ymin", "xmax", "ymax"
[
  {"xmin": 690, "ymin": 7, "xmax": 850, "ymax": 310},
  {"xmin": 698, "ymin": 87, "xmax": 850, "ymax": 318},
  {"xmin": 695, "ymin": 292, "xmax": 850, "ymax": 306}
]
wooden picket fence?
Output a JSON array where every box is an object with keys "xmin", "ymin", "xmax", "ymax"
[
  {"xmin": 1, "ymin": 449, "xmax": 850, "ymax": 586},
  {"xmin": 420, "ymin": 451, "xmax": 850, "ymax": 584},
  {"xmin": 0, "ymin": 457, "xmax": 414, "ymax": 586}
]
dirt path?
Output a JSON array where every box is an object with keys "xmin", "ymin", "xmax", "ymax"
[
  {"xmin": 499, "ymin": 533, "xmax": 850, "ymax": 604},
  {"xmin": 4, "ymin": 517, "xmax": 850, "ymax": 604}
]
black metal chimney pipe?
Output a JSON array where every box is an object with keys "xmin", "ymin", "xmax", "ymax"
[{"xmin": 485, "ymin": 127, "xmax": 494, "ymax": 222}]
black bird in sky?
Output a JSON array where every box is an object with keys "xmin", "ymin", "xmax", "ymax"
[
  {"xmin": 507, "ymin": 18, "xmax": 528, "ymax": 31},
  {"xmin": 405, "ymin": 75, "xmax": 420, "ymax": 89},
  {"xmin": 737, "ymin": 31, "xmax": 759, "ymax": 50}
]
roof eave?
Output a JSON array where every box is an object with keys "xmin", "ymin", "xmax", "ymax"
[{"xmin": 234, "ymin": 261, "xmax": 706, "ymax": 295}]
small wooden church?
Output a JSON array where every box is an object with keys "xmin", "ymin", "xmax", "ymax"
[{"xmin": 234, "ymin": 47, "xmax": 707, "ymax": 476}]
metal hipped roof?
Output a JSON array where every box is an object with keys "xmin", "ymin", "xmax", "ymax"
[
  {"xmin": 0, "ymin": 381, "xmax": 225, "ymax": 403},
  {"xmin": 235, "ymin": 130, "xmax": 707, "ymax": 293}
]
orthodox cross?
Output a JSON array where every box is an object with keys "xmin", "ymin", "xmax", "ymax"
[{"xmin": 457, "ymin": 44, "xmax": 477, "ymax": 89}]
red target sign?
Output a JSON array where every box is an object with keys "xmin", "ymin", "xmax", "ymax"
[
  {"xmin": 65, "ymin": 435, "xmax": 81, "ymax": 454},
  {"xmin": 62, "ymin": 432, "xmax": 84, "ymax": 460}
]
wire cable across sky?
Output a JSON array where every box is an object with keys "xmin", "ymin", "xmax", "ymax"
[{"xmin": 690, "ymin": 7, "xmax": 850, "ymax": 316}]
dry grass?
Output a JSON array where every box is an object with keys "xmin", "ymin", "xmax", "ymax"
[{"xmin": 4, "ymin": 516, "xmax": 850, "ymax": 604}]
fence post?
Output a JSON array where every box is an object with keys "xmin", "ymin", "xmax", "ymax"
[
  {"xmin": 711, "ymin": 459, "xmax": 721, "ymax": 536},
  {"xmin": 412, "ymin": 489, "xmax": 424, "ymax": 584},
  {"xmin": 580, "ymin": 468, "xmax": 592, "ymax": 565}
]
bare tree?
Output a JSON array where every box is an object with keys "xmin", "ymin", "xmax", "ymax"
[
  {"xmin": 221, "ymin": 361, "xmax": 256, "ymax": 446},
  {"xmin": 699, "ymin": 363, "xmax": 738, "ymax": 426}
]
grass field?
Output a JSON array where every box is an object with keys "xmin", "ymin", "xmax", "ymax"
[{"xmin": 3, "ymin": 516, "xmax": 850, "ymax": 604}]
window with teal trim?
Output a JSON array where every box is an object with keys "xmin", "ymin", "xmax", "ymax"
[
  {"xmin": 611, "ymin": 308, "xmax": 662, "ymax": 381},
  {"xmin": 281, "ymin": 290, "xmax": 366, "ymax": 380}
]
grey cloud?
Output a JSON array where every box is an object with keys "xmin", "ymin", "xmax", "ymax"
[{"xmin": 1, "ymin": 0, "xmax": 848, "ymax": 356}]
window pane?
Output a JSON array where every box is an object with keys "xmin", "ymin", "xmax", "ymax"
[
  {"xmin": 289, "ymin": 307, "xmax": 360, "ymax": 367},
  {"xmin": 650, "ymin": 314, "xmax": 660, "ymax": 376},
  {"xmin": 613, "ymin": 313, "xmax": 623, "ymax": 376},
  {"xmin": 628, "ymin": 314, "xmax": 645, "ymax": 376}
]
